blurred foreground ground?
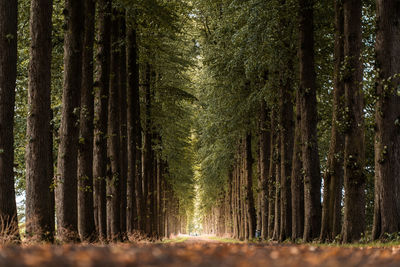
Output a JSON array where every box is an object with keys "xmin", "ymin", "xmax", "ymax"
[{"xmin": 0, "ymin": 235, "xmax": 400, "ymax": 267}]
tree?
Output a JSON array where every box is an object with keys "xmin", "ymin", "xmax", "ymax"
[
  {"xmin": 77, "ymin": 0, "xmax": 96, "ymax": 242},
  {"xmin": 298, "ymin": 0, "xmax": 322, "ymax": 241},
  {"xmin": 372, "ymin": 0, "xmax": 400, "ymax": 240},
  {"xmin": 320, "ymin": 0, "xmax": 344, "ymax": 242},
  {"xmin": 93, "ymin": 0, "xmax": 111, "ymax": 240},
  {"xmin": 127, "ymin": 23, "xmax": 141, "ymax": 232},
  {"xmin": 0, "ymin": 0, "xmax": 19, "ymax": 240},
  {"xmin": 118, "ymin": 12, "xmax": 128, "ymax": 237},
  {"xmin": 259, "ymin": 100, "xmax": 270, "ymax": 240},
  {"xmin": 245, "ymin": 134, "xmax": 256, "ymax": 239},
  {"xmin": 279, "ymin": 71, "xmax": 294, "ymax": 242},
  {"xmin": 25, "ymin": 0, "xmax": 54, "ymax": 242},
  {"xmin": 55, "ymin": 0, "xmax": 84, "ymax": 241},
  {"xmin": 107, "ymin": 9, "xmax": 122, "ymax": 240},
  {"xmin": 291, "ymin": 91, "xmax": 304, "ymax": 240},
  {"xmin": 341, "ymin": 0, "xmax": 365, "ymax": 243}
]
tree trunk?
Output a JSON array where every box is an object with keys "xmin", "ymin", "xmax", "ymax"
[
  {"xmin": 118, "ymin": 13, "xmax": 128, "ymax": 237},
  {"xmin": 143, "ymin": 64, "xmax": 153, "ymax": 235},
  {"xmin": 291, "ymin": 91, "xmax": 304, "ymax": 241},
  {"xmin": 341, "ymin": 0, "xmax": 365, "ymax": 243},
  {"xmin": 279, "ymin": 80, "xmax": 294, "ymax": 241},
  {"xmin": 93, "ymin": 0, "xmax": 111, "ymax": 241},
  {"xmin": 372, "ymin": 0, "xmax": 400, "ymax": 240},
  {"xmin": 245, "ymin": 134, "xmax": 256, "ymax": 239},
  {"xmin": 298, "ymin": 0, "xmax": 322, "ymax": 241},
  {"xmin": 0, "ymin": 0, "xmax": 19, "ymax": 240},
  {"xmin": 107, "ymin": 11, "xmax": 122, "ymax": 241},
  {"xmin": 267, "ymin": 109, "xmax": 277, "ymax": 238},
  {"xmin": 320, "ymin": 0, "xmax": 344, "ymax": 242},
  {"xmin": 55, "ymin": 0, "xmax": 84, "ymax": 242},
  {"xmin": 77, "ymin": 0, "xmax": 96, "ymax": 242},
  {"xmin": 273, "ymin": 135, "xmax": 281, "ymax": 241},
  {"xmin": 127, "ymin": 24, "xmax": 141, "ymax": 232},
  {"xmin": 259, "ymin": 100, "xmax": 270, "ymax": 240},
  {"xmin": 25, "ymin": 0, "xmax": 53, "ymax": 242}
]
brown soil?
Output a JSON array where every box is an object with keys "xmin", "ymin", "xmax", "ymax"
[{"xmin": 0, "ymin": 236, "xmax": 399, "ymax": 267}]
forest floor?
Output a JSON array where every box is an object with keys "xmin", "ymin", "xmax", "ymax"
[{"xmin": 0, "ymin": 236, "xmax": 400, "ymax": 266}]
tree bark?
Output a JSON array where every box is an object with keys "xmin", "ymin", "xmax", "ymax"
[
  {"xmin": 372, "ymin": 0, "xmax": 400, "ymax": 240},
  {"xmin": 341, "ymin": 0, "xmax": 365, "ymax": 243},
  {"xmin": 107, "ymin": 11, "xmax": 122, "ymax": 241},
  {"xmin": 320, "ymin": 0, "xmax": 344, "ymax": 242},
  {"xmin": 279, "ymin": 80, "xmax": 294, "ymax": 241},
  {"xmin": 77, "ymin": 0, "xmax": 96, "ymax": 242},
  {"xmin": 56, "ymin": 0, "xmax": 84, "ymax": 242},
  {"xmin": 143, "ymin": 64, "xmax": 153, "ymax": 235},
  {"xmin": 25, "ymin": 0, "xmax": 53, "ymax": 242},
  {"xmin": 93, "ymin": 0, "xmax": 111, "ymax": 241},
  {"xmin": 298, "ymin": 0, "xmax": 322, "ymax": 241},
  {"xmin": 267, "ymin": 109, "xmax": 277, "ymax": 238},
  {"xmin": 118, "ymin": 12, "xmax": 128, "ymax": 237},
  {"xmin": 127, "ymin": 25, "xmax": 142, "ymax": 232},
  {"xmin": 291, "ymin": 91, "xmax": 304, "ymax": 241},
  {"xmin": 245, "ymin": 134, "xmax": 256, "ymax": 239},
  {"xmin": 259, "ymin": 100, "xmax": 270, "ymax": 240},
  {"xmin": 0, "ymin": 0, "xmax": 19, "ymax": 240},
  {"xmin": 273, "ymin": 134, "xmax": 281, "ymax": 241}
]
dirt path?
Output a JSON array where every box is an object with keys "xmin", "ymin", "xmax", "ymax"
[{"xmin": 1, "ymin": 237, "xmax": 400, "ymax": 266}]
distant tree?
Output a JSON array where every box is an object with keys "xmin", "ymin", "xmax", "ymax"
[
  {"xmin": 259, "ymin": 100, "xmax": 270, "ymax": 240},
  {"xmin": 245, "ymin": 134, "xmax": 256, "ymax": 239}
]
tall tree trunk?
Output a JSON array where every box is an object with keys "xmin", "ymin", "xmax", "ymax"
[
  {"xmin": 267, "ymin": 109, "xmax": 277, "ymax": 238},
  {"xmin": 227, "ymin": 169, "xmax": 233, "ymax": 235},
  {"xmin": 256, "ymin": 145, "xmax": 262, "ymax": 234},
  {"xmin": 0, "ymin": 0, "xmax": 19, "ymax": 240},
  {"xmin": 298, "ymin": 0, "xmax": 322, "ymax": 241},
  {"xmin": 127, "ymin": 24, "xmax": 141, "ymax": 233},
  {"xmin": 341, "ymin": 0, "xmax": 365, "ymax": 243},
  {"xmin": 259, "ymin": 100, "xmax": 270, "ymax": 240},
  {"xmin": 232, "ymin": 167, "xmax": 238, "ymax": 238},
  {"xmin": 107, "ymin": 11, "xmax": 122, "ymax": 241},
  {"xmin": 25, "ymin": 0, "xmax": 53, "ymax": 242},
  {"xmin": 93, "ymin": 0, "xmax": 111, "ymax": 241},
  {"xmin": 77, "ymin": 0, "xmax": 96, "ymax": 242},
  {"xmin": 56, "ymin": 0, "xmax": 84, "ymax": 242},
  {"xmin": 239, "ymin": 155, "xmax": 245, "ymax": 240},
  {"xmin": 279, "ymin": 80, "xmax": 294, "ymax": 241},
  {"xmin": 291, "ymin": 91, "xmax": 305, "ymax": 241},
  {"xmin": 273, "ymin": 135, "xmax": 281, "ymax": 241},
  {"xmin": 48, "ymin": 111, "xmax": 55, "ymax": 239},
  {"xmin": 245, "ymin": 134, "xmax": 257, "ymax": 239},
  {"xmin": 156, "ymin": 155, "xmax": 162, "ymax": 237},
  {"xmin": 143, "ymin": 64, "xmax": 153, "ymax": 235},
  {"xmin": 372, "ymin": 0, "xmax": 400, "ymax": 240},
  {"xmin": 118, "ymin": 12, "xmax": 128, "ymax": 238},
  {"xmin": 320, "ymin": 0, "xmax": 345, "ymax": 242}
]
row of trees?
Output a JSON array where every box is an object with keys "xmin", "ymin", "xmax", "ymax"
[
  {"xmin": 196, "ymin": 0, "xmax": 400, "ymax": 243},
  {"xmin": 0, "ymin": 0, "xmax": 196, "ymax": 242}
]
